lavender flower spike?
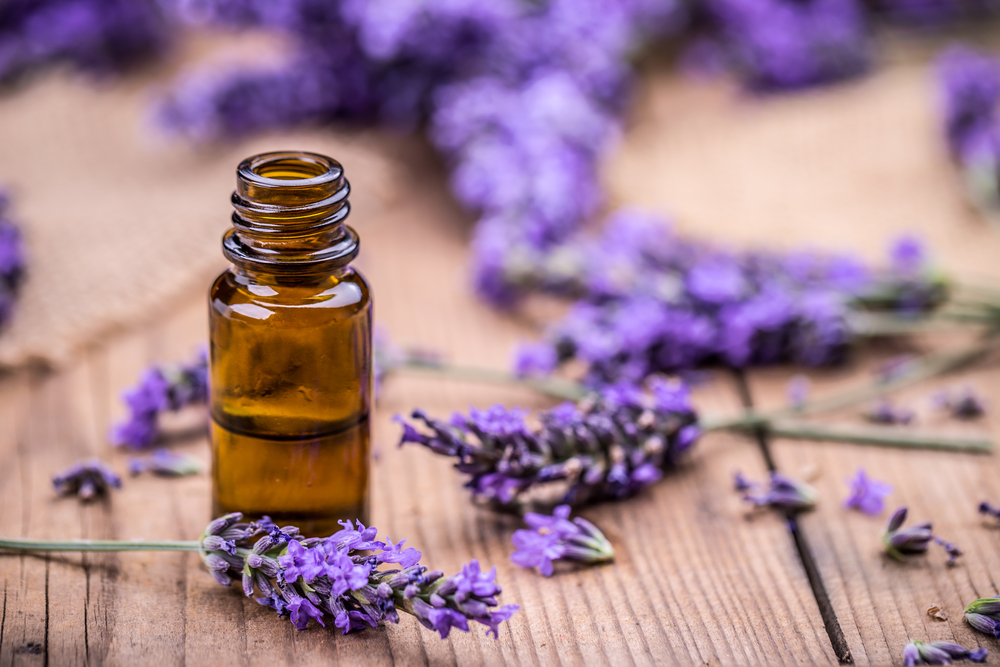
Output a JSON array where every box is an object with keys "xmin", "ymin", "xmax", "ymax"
[
  {"xmin": 882, "ymin": 507, "xmax": 962, "ymax": 565},
  {"xmin": 397, "ymin": 378, "xmax": 699, "ymax": 508},
  {"xmin": 903, "ymin": 639, "xmax": 988, "ymax": 665},
  {"xmin": 736, "ymin": 471, "xmax": 818, "ymax": 512},
  {"xmin": 510, "ymin": 505, "xmax": 614, "ymax": 576},
  {"xmin": 197, "ymin": 513, "xmax": 518, "ymax": 638},
  {"xmin": 52, "ymin": 458, "xmax": 122, "ymax": 501},
  {"xmin": 843, "ymin": 469, "xmax": 893, "ymax": 515}
]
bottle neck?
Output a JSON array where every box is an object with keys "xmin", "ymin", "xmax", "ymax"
[{"xmin": 223, "ymin": 151, "xmax": 359, "ymax": 276}]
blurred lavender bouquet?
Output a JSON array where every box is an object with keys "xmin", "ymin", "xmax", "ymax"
[
  {"xmin": 937, "ymin": 46, "xmax": 1000, "ymax": 217},
  {"xmin": 0, "ymin": 190, "xmax": 25, "ymax": 329},
  {"xmin": 0, "ymin": 0, "xmax": 171, "ymax": 85}
]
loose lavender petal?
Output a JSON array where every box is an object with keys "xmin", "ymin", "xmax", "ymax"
[{"xmin": 843, "ymin": 468, "xmax": 893, "ymax": 516}]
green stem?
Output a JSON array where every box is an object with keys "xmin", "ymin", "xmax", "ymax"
[
  {"xmin": 701, "ymin": 338, "xmax": 997, "ymax": 432},
  {"xmin": 847, "ymin": 312, "xmax": 993, "ymax": 337},
  {"xmin": 730, "ymin": 419, "xmax": 992, "ymax": 453},
  {"xmin": 0, "ymin": 538, "xmax": 201, "ymax": 552},
  {"xmin": 396, "ymin": 360, "xmax": 587, "ymax": 401}
]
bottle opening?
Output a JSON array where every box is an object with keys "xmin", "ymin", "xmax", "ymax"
[{"xmin": 241, "ymin": 152, "xmax": 341, "ymax": 186}]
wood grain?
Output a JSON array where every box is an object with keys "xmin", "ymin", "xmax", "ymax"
[{"xmin": 746, "ymin": 352, "xmax": 1000, "ymax": 666}]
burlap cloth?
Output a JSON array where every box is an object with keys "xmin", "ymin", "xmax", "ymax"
[
  {"xmin": 0, "ymin": 34, "xmax": 404, "ymax": 367},
  {"xmin": 1, "ymin": 31, "xmax": 999, "ymax": 368}
]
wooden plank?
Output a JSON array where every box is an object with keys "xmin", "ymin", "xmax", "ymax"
[{"xmin": 746, "ymin": 353, "xmax": 1000, "ymax": 666}]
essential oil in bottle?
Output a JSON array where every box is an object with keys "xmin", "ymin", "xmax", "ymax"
[{"xmin": 209, "ymin": 151, "xmax": 372, "ymax": 537}]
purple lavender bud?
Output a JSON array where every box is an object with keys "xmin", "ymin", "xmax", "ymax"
[
  {"xmin": 201, "ymin": 535, "xmax": 236, "ymax": 555},
  {"xmin": 903, "ymin": 641, "xmax": 921, "ymax": 666},
  {"xmin": 843, "ymin": 468, "xmax": 893, "ymax": 516},
  {"xmin": 882, "ymin": 507, "xmax": 960, "ymax": 564},
  {"xmin": 967, "ymin": 612, "xmax": 1000, "ymax": 638}
]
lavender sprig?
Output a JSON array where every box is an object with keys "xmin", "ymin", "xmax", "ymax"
[
  {"xmin": 903, "ymin": 639, "xmax": 988, "ymax": 665},
  {"xmin": 882, "ymin": 506, "xmax": 962, "ymax": 565},
  {"xmin": 110, "ymin": 349, "xmax": 208, "ymax": 449},
  {"xmin": 510, "ymin": 505, "xmax": 614, "ymax": 576},
  {"xmin": 506, "ymin": 212, "xmax": 950, "ymax": 385},
  {"xmin": 397, "ymin": 378, "xmax": 700, "ymax": 509},
  {"xmin": 52, "ymin": 458, "xmax": 121, "ymax": 501},
  {"xmin": 199, "ymin": 513, "xmax": 519, "ymax": 638},
  {"xmin": 933, "ymin": 386, "xmax": 986, "ymax": 420}
]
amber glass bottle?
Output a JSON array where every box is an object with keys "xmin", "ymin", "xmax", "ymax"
[{"xmin": 209, "ymin": 151, "xmax": 372, "ymax": 537}]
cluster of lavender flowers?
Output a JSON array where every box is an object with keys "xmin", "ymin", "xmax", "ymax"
[
  {"xmin": 937, "ymin": 46, "xmax": 1000, "ymax": 210},
  {"xmin": 882, "ymin": 506, "xmax": 962, "ymax": 566},
  {"xmin": 509, "ymin": 505, "xmax": 614, "ymax": 576},
  {"xmin": 0, "ymin": 0, "xmax": 171, "ymax": 85},
  {"xmin": 52, "ymin": 458, "xmax": 121, "ymax": 501},
  {"xmin": 510, "ymin": 211, "xmax": 944, "ymax": 385},
  {"xmin": 903, "ymin": 639, "xmax": 987, "ymax": 665},
  {"xmin": 397, "ymin": 377, "xmax": 700, "ymax": 508},
  {"xmin": 111, "ymin": 349, "xmax": 208, "ymax": 449},
  {"xmin": 199, "ymin": 512, "xmax": 519, "ymax": 638},
  {"xmin": 0, "ymin": 190, "xmax": 24, "ymax": 329}
]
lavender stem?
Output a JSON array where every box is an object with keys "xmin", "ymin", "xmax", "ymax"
[
  {"xmin": 733, "ymin": 420, "xmax": 992, "ymax": 452},
  {"xmin": 396, "ymin": 359, "xmax": 587, "ymax": 401},
  {"xmin": 0, "ymin": 538, "xmax": 201, "ymax": 552}
]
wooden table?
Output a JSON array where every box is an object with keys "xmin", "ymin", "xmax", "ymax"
[{"xmin": 4, "ymin": 50, "xmax": 1000, "ymax": 667}]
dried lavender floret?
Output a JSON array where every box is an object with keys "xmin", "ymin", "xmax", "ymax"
[
  {"xmin": 843, "ymin": 469, "xmax": 893, "ymax": 516},
  {"xmin": 933, "ymin": 386, "xmax": 986, "ymax": 420},
  {"xmin": 882, "ymin": 507, "xmax": 962, "ymax": 565},
  {"xmin": 52, "ymin": 458, "xmax": 121, "ymax": 501},
  {"xmin": 510, "ymin": 505, "xmax": 614, "ymax": 576},
  {"xmin": 735, "ymin": 471, "xmax": 818, "ymax": 512},
  {"xmin": 903, "ymin": 639, "xmax": 988, "ymax": 665},
  {"xmin": 863, "ymin": 399, "xmax": 915, "ymax": 425},
  {"xmin": 197, "ymin": 513, "xmax": 519, "ymax": 638},
  {"xmin": 110, "ymin": 349, "xmax": 208, "ymax": 449},
  {"xmin": 397, "ymin": 377, "xmax": 700, "ymax": 508}
]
